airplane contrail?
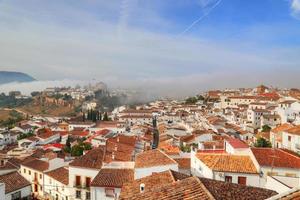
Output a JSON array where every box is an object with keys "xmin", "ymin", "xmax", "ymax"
[{"xmin": 179, "ymin": 0, "xmax": 222, "ymax": 36}]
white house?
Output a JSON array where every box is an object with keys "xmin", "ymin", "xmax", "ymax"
[
  {"xmin": 44, "ymin": 167, "xmax": 71, "ymax": 200},
  {"xmin": 251, "ymin": 148, "xmax": 300, "ymax": 193},
  {"xmin": 0, "ymin": 171, "xmax": 31, "ymax": 200},
  {"xmin": 68, "ymin": 147, "xmax": 105, "ymax": 200},
  {"xmin": 20, "ymin": 157, "xmax": 67, "ymax": 198},
  {"xmin": 281, "ymin": 125, "xmax": 300, "ymax": 153},
  {"xmin": 90, "ymin": 168, "xmax": 134, "ymax": 200},
  {"xmin": 191, "ymin": 151, "xmax": 260, "ymax": 187},
  {"xmin": 68, "ymin": 122, "xmax": 95, "ymax": 131},
  {"xmin": 276, "ymin": 101, "xmax": 300, "ymax": 124},
  {"xmin": 134, "ymin": 149, "xmax": 178, "ymax": 179}
]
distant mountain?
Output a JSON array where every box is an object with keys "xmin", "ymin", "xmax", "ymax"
[{"xmin": 0, "ymin": 71, "xmax": 36, "ymax": 85}]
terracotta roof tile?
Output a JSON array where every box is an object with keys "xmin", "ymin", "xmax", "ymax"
[
  {"xmin": 0, "ymin": 171, "xmax": 30, "ymax": 194},
  {"xmin": 251, "ymin": 148, "xmax": 300, "ymax": 169},
  {"xmin": 120, "ymin": 176, "xmax": 214, "ymax": 200},
  {"xmin": 91, "ymin": 168, "xmax": 134, "ymax": 188},
  {"xmin": 69, "ymin": 147, "xmax": 104, "ymax": 169},
  {"xmin": 174, "ymin": 158, "xmax": 191, "ymax": 170},
  {"xmin": 285, "ymin": 125, "xmax": 300, "ymax": 136},
  {"xmin": 120, "ymin": 170, "xmax": 176, "ymax": 199},
  {"xmin": 226, "ymin": 138, "xmax": 249, "ymax": 149},
  {"xmin": 196, "ymin": 154, "xmax": 258, "ymax": 174},
  {"xmin": 22, "ymin": 159, "xmax": 49, "ymax": 172},
  {"xmin": 135, "ymin": 149, "xmax": 177, "ymax": 168},
  {"xmin": 45, "ymin": 167, "xmax": 69, "ymax": 185},
  {"xmin": 200, "ymin": 177, "xmax": 277, "ymax": 200},
  {"xmin": 272, "ymin": 123, "xmax": 294, "ymax": 134}
]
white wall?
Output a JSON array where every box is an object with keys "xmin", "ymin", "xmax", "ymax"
[
  {"xmin": 44, "ymin": 174, "xmax": 71, "ymax": 200},
  {"xmin": 5, "ymin": 185, "xmax": 31, "ymax": 200},
  {"xmin": 134, "ymin": 164, "xmax": 178, "ymax": 179},
  {"xmin": 265, "ymin": 176, "xmax": 291, "ymax": 194},
  {"xmin": 69, "ymin": 166, "xmax": 99, "ymax": 200},
  {"xmin": 0, "ymin": 183, "xmax": 5, "ymax": 200},
  {"xmin": 91, "ymin": 187, "xmax": 121, "ymax": 200}
]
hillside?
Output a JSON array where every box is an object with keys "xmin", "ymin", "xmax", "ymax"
[{"xmin": 0, "ymin": 71, "xmax": 35, "ymax": 85}]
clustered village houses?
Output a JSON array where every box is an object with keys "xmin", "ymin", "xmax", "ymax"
[{"xmin": 1, "ymin": 85, "xmax": 300, "ymax": 199}]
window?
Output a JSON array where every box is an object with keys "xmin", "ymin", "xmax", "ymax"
[
  {"xmin": 86, "ymin": 192, "xmax": 91, "ymax": 200},
  {"xmin": 23, "ymin": 168, "xmax": 26, "ymax": 174},
  {"xmin": 225, "ymin": 176, "xmax": 232, "ymax": 183},
  {"xmin": 11, "ymin": 191, "xmax": 21, "ymax": 200},
  {"xmin": 76, "ymin": 190, "xmax": 81, "ymax": 199},
  {"xmin": 29, "ymin": 170, "xmax": 31, "ymax": 175},
  {"xmin": 75, "ymin": 176, "xmax": 81, "ymax": 187},
  {"xmin": 86, "ymin": 177, "xmax": 91, "ymax": 188},
  {"xmin": 286, "ymin": 173, "xmax": 296, "ymax": 177},
  {"xmin": 40, "ymin": 174, "xmax": 42, "ymax": 179},
  {"xmin": 238, "ymin": 176, "xmax": 247, "ymax": 185},
  {"xmin": 105, "ymin": 188, "xmax": 115, "ymax": 197},
  {"xmin": 267, "ymin": 171, "xmax": 278, "ymax": 176},
  {"xmin": 288, "ymin": 136, "xmax": 292, "ymax": 142}
]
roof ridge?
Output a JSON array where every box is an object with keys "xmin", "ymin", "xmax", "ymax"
[
  {"xmin": 168, "ymin": 170, "xmax": 176, "ymax": 183},
  {"xmin": 195, "ymin": 177, "xmax": 216, "ymax": 200}
]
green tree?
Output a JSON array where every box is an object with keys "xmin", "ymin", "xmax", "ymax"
[
  {"xmin": 71, "ymin": 145, "xmax": 84, "ymax": 156},
  {"xmin": 103, "ymin": 112, "xmax": 109, "ymax": 121},
  {"xmin": 83, "ymin": 142, "xmax": 92, "ymax": 150},
  {"xmin": 262, "ymin": 125, "xmax": 271, "ymax": 132},
  {"xmin": 254, "ymin": 137, "xmax": 272, "ymax": 148},
  {"xmin": 31, "ymin": 91, "xmax": 40, "ymax": 97},
  {"xmin": 197, "ymin": 95, "xmax": 205, "ymax": 101},
  {"xmin": 185, "ymin": 97, "xmax": 198, "ymax": 104}
]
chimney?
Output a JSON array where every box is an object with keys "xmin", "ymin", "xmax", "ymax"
[{"xmin": 140, "ymin": 183, "xmax": 145, "ymax": 193}]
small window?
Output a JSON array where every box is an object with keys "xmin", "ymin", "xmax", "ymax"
[
  {"xmin": 225, "ymin": 176, "xmax": 232, "ymax": 183},
  {"xmin": 40, "ymin": 174, "xmax": 42, "ymax": 179},
  {"xmin": 286, "ymin": 173, "xmax": 296, "ymax": 177},
  {"xmin": 23, "ymin": 169, "xmax": 26, "ymax": 174},
  {"xmin": 86, "ymin": 177, "xmax": 91, "ymax": 188},
  {"xmin": 29, "ymin": 170, "xmax": 31, "ymax": 175},
  {"xmin": 238, "ymin": 176, "xmax": 247, "ymax": 185},
  {"xmin": 75, "ymin": 176, "xmax": 81, "ymax": 187},
  {"xmin": 76, "ymin": 190, "xmax": 81, "ymax": 199},
  {"xmin": 11, "ymin": 191, "xmax": 21, "ymax": 200},
  {"xmin": 105, "ymin": 188, "xmax": 115, "ymax": 197},
  {"xmin": 267, "ymin": 171, "xmax": 278, "ymax": 176},
  {"xmin": 86, "ymin": 192, "xmax": 91, "ymax": 200},
  {"xmin": 288, "ymin": 136, "xmax": 292, "ymax": 142}
]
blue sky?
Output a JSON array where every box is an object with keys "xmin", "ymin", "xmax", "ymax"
[{"xmin": 0, "ymin": 0, "xmax": 300, "ymax": 95}]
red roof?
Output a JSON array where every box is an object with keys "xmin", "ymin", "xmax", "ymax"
[
  {"xmin": 251, "ymin": 148, "xmax": 300, "ymax": 169},
  {"xmin": 43, "ymin": 143, "xmax": 64, "ymax": 150},
  {"xmin": 86, "ymin": 129, "xmax": 111, "ymax": 143},
  {"xmin": 226, "ymin": 138, "xmax": 249, "ymax": 149},
  {"xmin": 197, "ymin": 149, "xmax": 226, "ymax": 154}
]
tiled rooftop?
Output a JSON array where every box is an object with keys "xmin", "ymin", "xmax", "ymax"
[
  {"xmin": 45, "ymin": 167, "xmax": 69, "ymax": 185},
  {"xmin": 135, "ymin": 149, "xmax": 177, "ymax": 168},
  {"xmin": 91, "ymin": 168, "xmax": 134, "ymax": 188},
  {"xmin": 251, "ymin": 148, "xmax": 300, "ymax": 169},
  {"xmin": 196, "ymin": 153, "xmax": 258, "ymax": 174},
  {"xmin": 0, "ymin": 171, "xmax": 31, "ymax": 194}
]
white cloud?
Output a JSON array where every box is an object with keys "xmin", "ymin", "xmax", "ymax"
[
  {"xmin": 291, "ymin": 0, "xmax": 300, "ymax": 19},
  {"xmin": 0, "ymin": 0, "xmax": 299, "ymax": 98}
]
